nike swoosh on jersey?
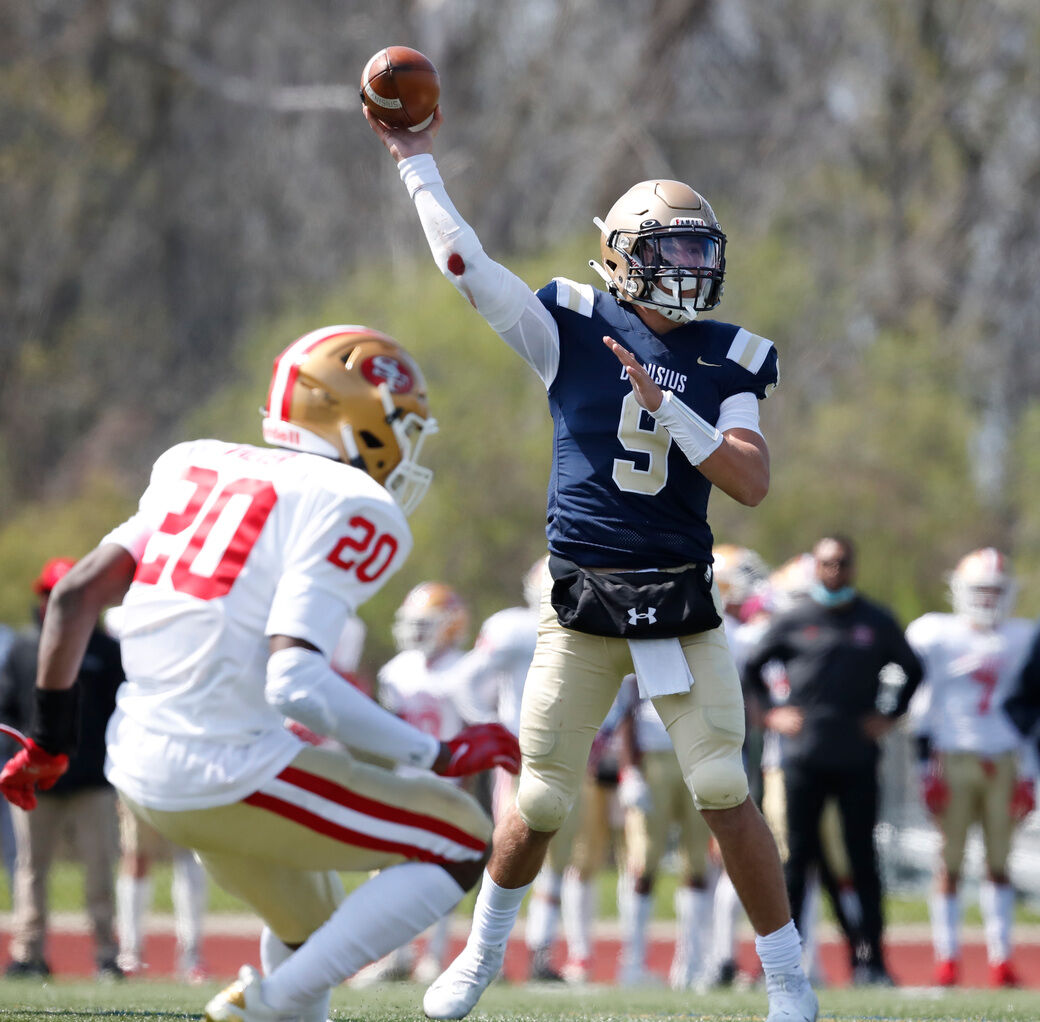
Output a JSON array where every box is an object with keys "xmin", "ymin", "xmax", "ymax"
[{"xmin": 697, "ymin": 356, "xmax": 722, "ymax": 367}]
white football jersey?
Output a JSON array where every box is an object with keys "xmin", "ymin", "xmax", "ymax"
[
  {"xmin": 906, "ymin": 612, "xmax": 1034, "ymax": 757},
  {"xmin": 102, "ymin": 439, "xmax": 412, "ymax": 811},
  {"xmin": 455, "ymin": 606, "xmax": 538, "ymax": 734},
  {"xmin": 377, "ymin": 647, "xmax": 474, "ymax": 779}
]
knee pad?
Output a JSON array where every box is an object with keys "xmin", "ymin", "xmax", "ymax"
[
  {"xmin": 516, "ymin": 771, "xmax": 574, "ymax": 834},
  {"xmin": 686, "ymin": 752, "xmax": 748, "ymax": 811}
]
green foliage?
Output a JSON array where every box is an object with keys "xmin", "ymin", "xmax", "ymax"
[{"xmin": 0, "ymin": 476, "xmax": 135, "ymax": 628}]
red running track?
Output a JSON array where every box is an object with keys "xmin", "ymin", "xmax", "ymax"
[{"xmin": 2, "ymin": 927, "xmax": 1038, "ymax": 988}]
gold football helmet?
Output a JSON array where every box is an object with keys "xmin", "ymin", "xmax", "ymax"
[
  {"xmin": 392, "ymin": 581, "xmax": 470, "ymax": 659},
  {"xmin": 713, "ymin": 544, "xmax": 769, "ymax": 610},
  {"xmin": 589, "ymin": 179, "xmax": 726, "ymax": 322},
  {"xmin": 769, "ymin": 553, "xmax": 815, "ymax": 612},
  {"xmin": 950, "ymin": 547, "xmax": 1016, "ymax": 629},
  {"xmin": 262, "ymin": 325, "xmax": 437, "ymax": 514}
]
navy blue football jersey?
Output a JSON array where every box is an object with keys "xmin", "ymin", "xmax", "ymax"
[{"xmin": 536, "ymin": 278, "xmax": 778, "ymax": 569}]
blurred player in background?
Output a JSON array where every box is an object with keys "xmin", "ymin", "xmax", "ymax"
[
  {"xmin": 906, "ymin": 548, "xmax": 1036, "ymax": 988},
  {"xmin": 615, "ymin": 673, "xmax": 713, "ymax": 989},
  {"xmin": 354, "ymin": 581, "xmax": 474, "ymax": 985},
  {"xmin": 0, "ymin": 326, "xmax": 520, "ymax": 1022}
]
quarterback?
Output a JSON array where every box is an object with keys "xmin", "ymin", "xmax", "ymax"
[
  {"xmin": 367, "ymin": 107, "xmax": 817, "ymax": 1022},
  {"xmin": 0, "ymin": 326, "xmax": 520, "ymax": 1022}
]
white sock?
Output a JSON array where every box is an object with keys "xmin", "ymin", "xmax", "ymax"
[
  {"xmin": 171, "ymin": 850, "xmax": 208, "ymax": 966},
  {"xmin": 929, "ymin": 890, "xmax": 960, "ymax": 961},
  {"xmin": 525, "ymin": 868, "xmax": 563, "ymax": 951},
  {"xmin": 261, "ymin": 863, "xmax": 463, "ymax": 1012},
  {"xmin": 979, "ymin": 881, "xmax": 1013, "ymax": 964},
  {"xmin": 260, "ymin": 928, "xmax": 333, "ymax": 1022},
  {"xmin": 673, "ymin": 887, "xmax": 707, "ymax": 973},
  {"xmin": 622, "ymin": 890, "xmax": 653, "ymax": 971},
  {"xmin": 755, "ymin": 919, "xmax": 804, "ymax": 977},
  {"xmin": 467, "ymin": 870, "xmax": 531, "ymax": 950},
  {"xmin": 116, "ymin": 874, "xmax": 152, "ymax": 962},
  {"xmin": 561, "ymin": 869, "xmax": 594, "ymax": 962},
  {"xmin": 711, "ymin": 870, "xmax": 740, "ymax": 967},
  {"xmin": 424, "ymin": 913, "xmax": 451, "ymax": 966}
]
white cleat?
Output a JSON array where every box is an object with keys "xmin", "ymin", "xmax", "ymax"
[
  {"xmin": 765, "ymin": 970, "xmax": 819, "ymax": 1022},
  {"xmin": 423, "ymin": 942, "xmax": 505, "ymax": 1020},
  {"xmin": 204, "ymin": 965, "xmax": 282, "ymax": 1022}
]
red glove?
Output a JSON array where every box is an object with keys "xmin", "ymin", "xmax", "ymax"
[
  {"xmin": 1010, "ymin": 778, "xmax": 1036, "ymax": 823},
  {"xmin": 0, "ymin": 737, "xmax": 69, "ymax": 811},
  {"xmin": 921, "ymin": 762, "xmax": 949, "ymax": 816},
  {"xmin": 436, "ymin": 723, "xmax": 521, "ymax": 777}
]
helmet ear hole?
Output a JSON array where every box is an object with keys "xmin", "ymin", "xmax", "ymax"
[{"xmin": 359, "ymin": 430, "xmax": 384, "ymax": 449}]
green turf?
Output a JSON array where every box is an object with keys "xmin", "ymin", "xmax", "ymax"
[{"xmin": 1, "ymin": 977, "xmax": 1040, "ymax": 1022}]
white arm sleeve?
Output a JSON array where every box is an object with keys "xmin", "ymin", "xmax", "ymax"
[
  {"xmin": 399, "ymin": 154, "xmax": 560, "ymax": 387},
  {"xmin": 716, "ymin": 392, "xmax": 762, "ymax": 436},
  {"xmin": 265, "ymin": 646, "xmax": 440, "ymax": 769}
]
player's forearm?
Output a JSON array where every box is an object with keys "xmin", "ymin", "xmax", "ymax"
[
  {"xmin": 265, "ymin": 645, "xmax": 440, "ymax": 768},
  {"xmin": 696, "ymin": 429, "xmax": 770, "ymax": 506},
  {"xmin": 37, "ymin": 545, "xmax": 135, "ymax": 692}
]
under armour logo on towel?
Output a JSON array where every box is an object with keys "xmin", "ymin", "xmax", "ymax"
[{"xmin": 628, "ymin": 607, "xmax": 658, "ymax": 625}]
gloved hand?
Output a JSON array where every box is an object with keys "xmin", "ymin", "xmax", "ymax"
[
  {"xmin": 617, "ymin": 766, "xmax": 652, "ymax": 813},
  {"xmin": 0, "ymin": 735, "xmax": 69, "ymax": 811},
  {"xmin": 921, "ymin": 760, "xmax": 949, "ymax": 816},
  {"xmin": 1010, "ymin": 777, "xmax": 1036, "ymax": 823},
  {"xmin": 435, "ymin": 723, "xmax": 521, "ymax": 777}
]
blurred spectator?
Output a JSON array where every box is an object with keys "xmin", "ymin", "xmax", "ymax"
[
  {"xmin": 742, "ymin": 535, "xmax": 923, "ymax": 986},
  {"xmin": 1, "ymin": 557, "xmax": 124, "ymax": 980},
  {"xmin": 906, "ymin": 547, "xmax": 1036, "ymax": 988}
]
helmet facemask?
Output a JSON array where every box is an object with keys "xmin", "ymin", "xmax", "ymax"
[{"xmin": 589, "ymin": 179, "xmax": 727, "ymax": 324}]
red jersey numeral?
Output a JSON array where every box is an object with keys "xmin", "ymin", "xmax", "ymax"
[
  {"xmin": 135, "ymin": 467, "xmax": 277, "ymax": 600},
  {"xmin": 971, "ymin": 666, "xmax": 999, "ymax": 714},
  {"xmin": 328, "ymin": 515, "xmax": 399, "ymax": 583}
]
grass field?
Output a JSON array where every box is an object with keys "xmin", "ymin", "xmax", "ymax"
[{"xmin": 2, "ymin": 978, "xmax": 1040, "ymax": 1022}]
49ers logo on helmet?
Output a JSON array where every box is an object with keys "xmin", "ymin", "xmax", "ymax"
[{"xmin": 361, "ymin": 354, "xmax": 413, "ymax": 393}]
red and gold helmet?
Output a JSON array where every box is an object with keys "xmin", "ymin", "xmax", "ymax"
[
  {"xmin": 590, "ymin": 179, "xmax": 726, "ymax": 322},
  {"xmin": 713, "ymin": 544, "xmax": 769, "ymax": 611},
  {"xmin": 950, "ymin": 547, "xmax": 1016, "ymax": 628},
  {"xmin": 262, "ymin": 325, "xmax": 437, "ymax": 514},
  {"xmin": 392, "ymin": 582, "xmax": 469, "ymax": 659}
]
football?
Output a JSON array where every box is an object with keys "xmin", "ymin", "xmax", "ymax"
[{"xmin": 360, "ymin": 46, "xmax": 440, "ymax": 132}]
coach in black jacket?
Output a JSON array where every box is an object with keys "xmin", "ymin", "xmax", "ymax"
[{"xmin": 742, "ymin": 534, "xmax": 923, "ymax": 986}]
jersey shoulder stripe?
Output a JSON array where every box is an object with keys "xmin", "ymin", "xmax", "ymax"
[
  {"xmin": 551, "ymin": 277, "xmax": 596, "ymax": 318},
  {"xmin": 726, "ymin": 328, "xmax": 774, "ymax": 374}
]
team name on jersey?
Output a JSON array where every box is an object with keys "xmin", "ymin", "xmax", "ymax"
[{"xmin": 619, "ymin": 362, "xmax": 687, "ymax": 394}]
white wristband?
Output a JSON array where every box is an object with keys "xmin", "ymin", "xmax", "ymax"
[{"xmin": 650, "ymin": 391, "xmax": 723, "ymax": 466}]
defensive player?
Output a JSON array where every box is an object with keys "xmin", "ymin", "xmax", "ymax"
[
  {"xmin": 906, "ymin": 548, "xmax": 1036, "ymax": 987},
  {"xmin": 0, "ymin": 326, "xmax": 521, "ymax": 1022},
  {"xmin": 367, "ymin": 107, "xmax": 817, "ymax": 1022},
  {"xmin": 355, "ymin": 581, "xmax": 474, "ymax": 985}
]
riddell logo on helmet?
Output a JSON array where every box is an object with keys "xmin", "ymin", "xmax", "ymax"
[
  {"xmin": 362, "ymin": 355, "xmax": 414, "ymax": 393},
  {"xmin": 671, "ymin": 217, "xmax": 707, "ymax": 227},
  {"xmin": 264, "ymin": 422, "xmax": 301, "ymax": 445}
]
